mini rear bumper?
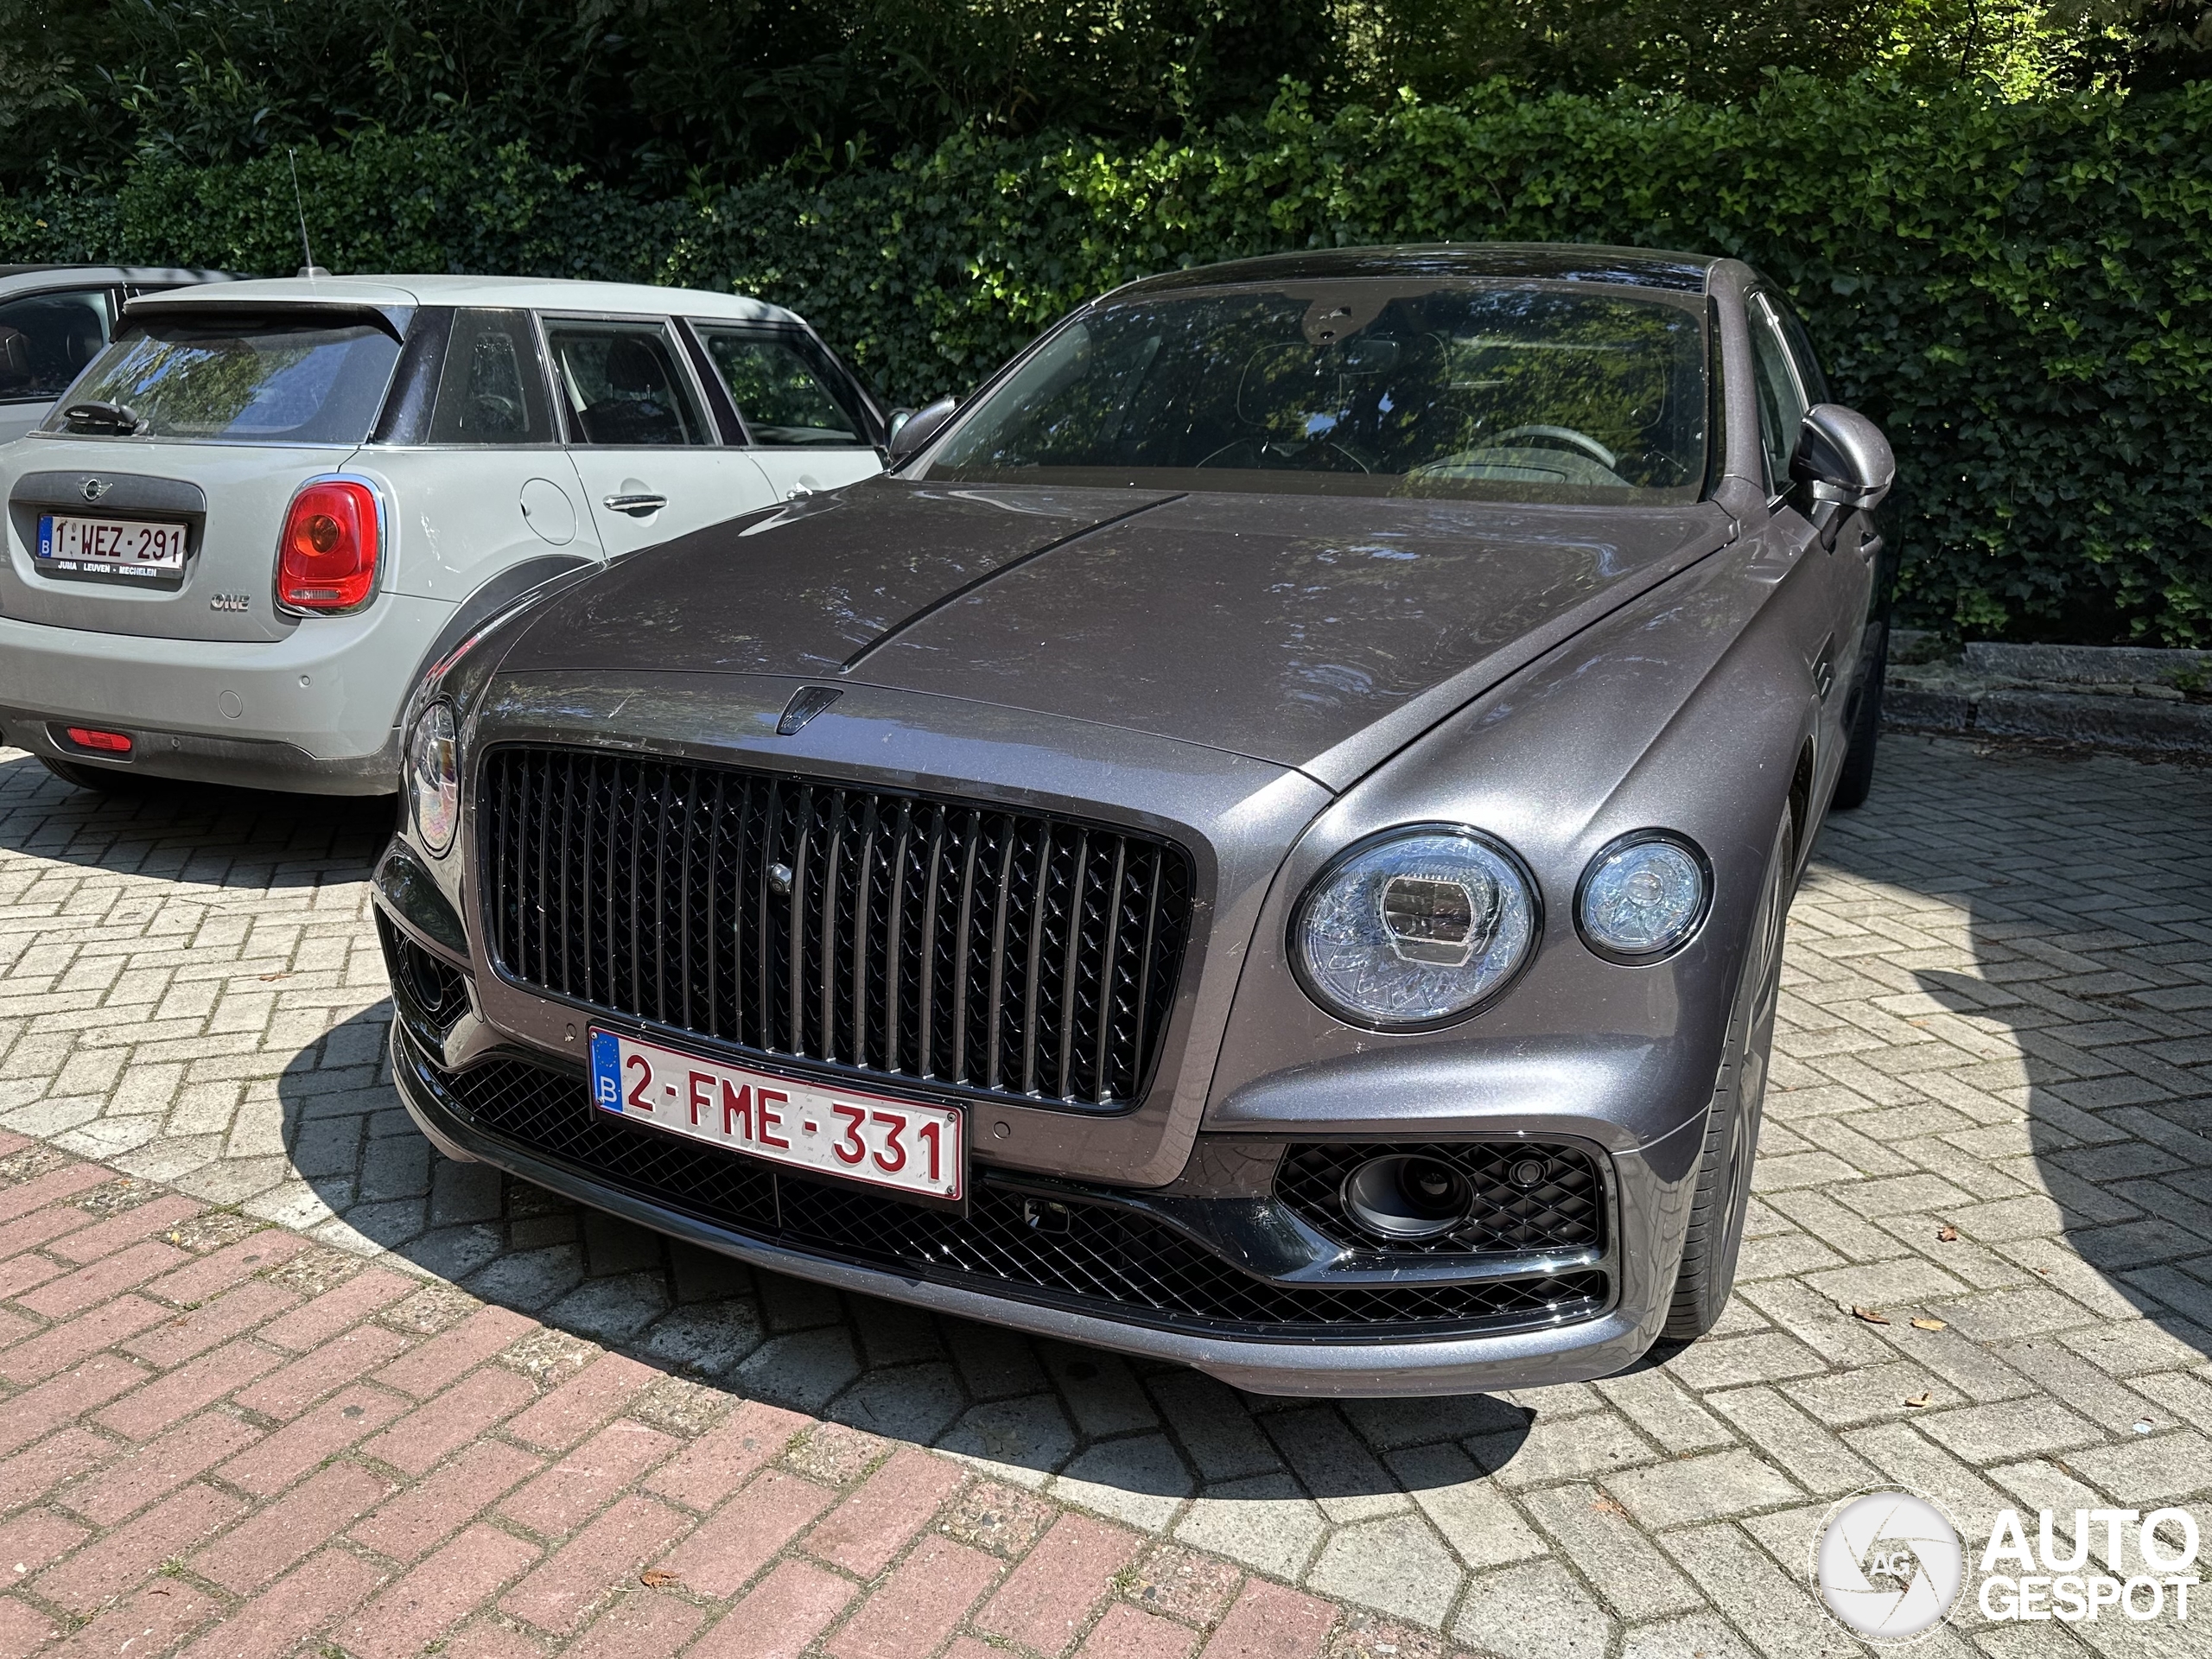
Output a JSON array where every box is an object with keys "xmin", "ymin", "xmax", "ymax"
[{"xmin": 0, "ymin": 596, "xmax": 451, "ymax": 793}]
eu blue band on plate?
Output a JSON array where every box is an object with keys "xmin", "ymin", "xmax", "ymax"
[{"xmin": 590, "ymin": 1031, "xmax": 622, "ymax": 1110}]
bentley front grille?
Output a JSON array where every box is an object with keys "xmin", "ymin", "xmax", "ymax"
[{"xmin": 478, "ymin": 746, "xmax": 1194, "ymax": 1110}]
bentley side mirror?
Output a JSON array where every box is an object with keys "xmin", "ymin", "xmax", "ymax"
[
  {"xmin": 1789, "ymin": 404, "xmax": 1895, "ymax": 550},
  {"xmin": 886, "ymin": 393, "xmax": 957, "ymax": 466}
]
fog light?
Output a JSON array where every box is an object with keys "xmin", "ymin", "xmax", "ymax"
[
  {"xmin": 1340, "ymin": 1154, "xmax": 1471, "ymax": 1243},
  {"xmin": 64, "ymin": 727, "xmax": 132, "ymax": 754}
]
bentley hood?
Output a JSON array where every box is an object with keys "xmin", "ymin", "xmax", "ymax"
[{"xmin": 501, "ymin": 478, "xmax": 1731, "ymax": 788}]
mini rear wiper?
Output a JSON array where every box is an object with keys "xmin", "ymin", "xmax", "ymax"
[{"xmin": 60, "ymin": 400, "xmax": 144, "ymax": 435}]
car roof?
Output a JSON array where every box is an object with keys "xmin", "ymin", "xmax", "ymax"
[
  {"xmin": 130, "ymin": 272, "xmax": 803, "ymax": 324},
  {"xmin": 1117, "ymin": 243, "xmax": 1716, "ymax": 296},
  {"xmin": 0, "ymin": 265, "xmax": 245, "ymax": 288}
]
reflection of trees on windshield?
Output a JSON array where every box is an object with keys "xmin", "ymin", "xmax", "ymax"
[
  {"xmin": 63, "ymin": 326, "xmax": 399, "ymax": 443},
  {"xmin": 927, "ymin": 284, "xmax": 1707, "ymax": 504}
]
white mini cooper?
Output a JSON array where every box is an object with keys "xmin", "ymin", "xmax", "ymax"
[{"xmin": 0, "ymin": 274, "xmax": 885, "ymax": 793}]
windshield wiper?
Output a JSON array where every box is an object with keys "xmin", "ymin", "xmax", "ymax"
[{"xmin": 60, "ymin": 400, "xmax": 144, "ymax": 435}]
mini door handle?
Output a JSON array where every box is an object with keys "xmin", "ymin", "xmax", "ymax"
[
  {"xmin": 603, "ymin": 493, "xmax": 666, "ymax": 517},
  {"xmin": 1857, "ymin": 532, "xmax": 1883, "ymax": 563}
]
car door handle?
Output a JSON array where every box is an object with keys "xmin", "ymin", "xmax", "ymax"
[
  {"xmin": 1856, "ymin": 532, "xmax": 1883, "ymax": 563},
  {"xmin": 602, "ymin": 493, "xmax": 666, "ymax": 517}
]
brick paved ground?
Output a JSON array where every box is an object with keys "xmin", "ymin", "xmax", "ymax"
[{"xmin": 0, "ymin": 734, "xmax": 2207, "ymax": 1659}]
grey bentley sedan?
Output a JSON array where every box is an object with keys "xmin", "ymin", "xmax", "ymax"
[{"xmin": 372, "ymin": 245, "xmax": 1896, "ymax": 1396}]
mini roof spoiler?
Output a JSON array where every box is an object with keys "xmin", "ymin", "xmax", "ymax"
[{"xmin": 118, "ymin": 295, "xmax": 410, "ymax": 340}]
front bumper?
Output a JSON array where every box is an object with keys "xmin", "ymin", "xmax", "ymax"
[{"xmin": 385, "ymin": 978, "xmax": 1691, "ymax": 1398}]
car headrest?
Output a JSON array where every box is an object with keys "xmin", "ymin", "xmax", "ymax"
[{"xmin": 604, "ymin": 335, "xmax": 668, "ymax": 397}]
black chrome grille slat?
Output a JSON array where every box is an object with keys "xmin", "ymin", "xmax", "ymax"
[{"xmin": 480, "ymin": 747, "xmax": 1193, "ymax": 1110}]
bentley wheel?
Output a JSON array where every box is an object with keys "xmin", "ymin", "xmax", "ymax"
[{"xmin": 1662, "ymin": 810, "xmax": 1792, "ymax": 1341}]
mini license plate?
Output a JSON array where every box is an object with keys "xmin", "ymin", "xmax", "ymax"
[
  {"xmin": 36, "ymin": 514, "xmax": 188, "ymax": 579},
  {"xmin": 589, "ymin": 1030, "xmax": 964, "ymax": 1202}
]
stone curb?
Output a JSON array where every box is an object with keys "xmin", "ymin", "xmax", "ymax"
[{"xmin": 1885, "ymin": 685, "xmax": 2212, "ymax": 753}]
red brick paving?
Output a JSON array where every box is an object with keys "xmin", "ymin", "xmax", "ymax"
[{"xmin": 0, "ymin": 1142, "xmax": 1486, "ymax": 1659}]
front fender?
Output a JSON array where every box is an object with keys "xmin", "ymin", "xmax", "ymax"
[{"xmin": 1201, "ymin": 523, "xmax": 1832, "ymax": 1157}]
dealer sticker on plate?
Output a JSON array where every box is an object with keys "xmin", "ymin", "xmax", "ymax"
[{"xmin": 589, "ymin": 1030, "xmax": 964, "ymax": 1202}]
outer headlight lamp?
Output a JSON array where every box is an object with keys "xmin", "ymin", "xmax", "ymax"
[
  {"xmin": 1575, "ymin": 830, "xmax": 1710, "ymax": 961},
  {"xmin": 1293, "ymin": 826, "xmax": 1540, "ymax": 1030},
  {"xmin": 406, "ymin": 701, "xmax": 459, "ymax": 855}
]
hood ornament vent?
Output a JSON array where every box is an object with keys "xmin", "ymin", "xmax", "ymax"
[{"xmin": 777, "ymin": 686, "xmax": 842, "ymax": 735}]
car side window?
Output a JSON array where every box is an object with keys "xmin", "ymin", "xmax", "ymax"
[
  {"xmin": 1747, "ymin": 298, "xmax": 1808, "ymax": 497},
  {"xmin": 694, "ymin": 327, "xmax": 864, "ymax": 446},
  {"xmin": 0, "ymin": 288, "xmax": 113, "ymax": 404},
  {"xmin": 542, "ymin": 319, "xmax": 709, "ymax": 447},
  {"xmin": 429, "ymin": 308, "xmax": 554, "ymax": 444}
]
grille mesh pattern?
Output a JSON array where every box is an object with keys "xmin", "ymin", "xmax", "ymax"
[
  {"xmin": 480, "ymin": 746, "xmax": 1192, "ymax": 1109},
  {"xmin": 427, "ymin": 1046, "xmax": 1606, "ymax": 1338},
  {"xmin": 1274, "ymin": 1142, "xmax": 1605, "ymax": 1255}
]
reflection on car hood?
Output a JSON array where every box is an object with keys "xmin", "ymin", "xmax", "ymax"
[{"xmin": 505, "ymin": 478, "xmax": 1732, "ymax": 787}]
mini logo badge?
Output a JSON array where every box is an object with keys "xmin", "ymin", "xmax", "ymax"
[
  {"xmin": 209, "ymin": 593, "xmax": 251, "ymax": 613},
  {"xmin": 1816, "ymin": 1490, "xmax": 1964, "ymax": 1641},
  {"xmin": 80, "ymin": 478, "xmax": 110, "ymax": 503}
]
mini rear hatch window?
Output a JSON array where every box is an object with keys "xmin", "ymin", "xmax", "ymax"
[{"xmin": 48, "ymin": 315, "xmax": 403, "ymax": 444}]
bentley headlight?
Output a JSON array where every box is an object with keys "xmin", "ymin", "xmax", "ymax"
[
  {"xmin": 407, "ymin": 701, "xmax": 459, "ymax": 856},
  {"xmin": 1577, "ymin": 832, "xmax": 1708, "ymax": 960},
  {"xmin": 1294, "ymin": 827, "xmax": 1539, "ymax": 1029}
]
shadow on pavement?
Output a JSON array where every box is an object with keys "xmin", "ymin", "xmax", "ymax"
[{"xmin": 278, "ymin": 1007, "xmax": 1535, "ymax": 1509}]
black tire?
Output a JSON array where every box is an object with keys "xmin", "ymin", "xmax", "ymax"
[
  {"xmin": 39, "ymin": 756, "xmax": 159, "ymax": 795},
  {"xmin": 1662, "ymin": 811, "xmax": 1792, "ymax": 1341},
  {"xmin": 1829, "ymin": 621, "xmax": 1887, "ymax": 811}
]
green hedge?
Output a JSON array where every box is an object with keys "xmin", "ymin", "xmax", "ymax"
[{"xmin": 6, "ymin": 77, "xmax": 2209, "ymax": 645}]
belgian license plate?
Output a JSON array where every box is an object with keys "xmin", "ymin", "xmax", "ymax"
[
  {"xmin": 36, "ymin": 514, "xmax": 188, "ymax": 578},
  {"xmin": 590, "ymin": 1030, "xmax": 964, "ymax": 1202}
]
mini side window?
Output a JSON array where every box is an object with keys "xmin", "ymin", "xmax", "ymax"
[
  {"xmin": 0, "ymin": 288, "xmax": 113, "ymax": 404},
  {"xmin": 543, "ymin": 319, "xmax": 709, "ymax": 447},
  {"xmin": 429, "ymin": 309, "xmax": 553, "ymax": 444},
  {"xmin": 694, "ymin": 327, "xmax": 866, "ymax": 447}
]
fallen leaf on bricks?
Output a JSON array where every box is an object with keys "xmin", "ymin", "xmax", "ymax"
[
  {"xmin": 639, "ymin": 1570, "xmax": 679, "ymax": 1588},
  {"xmin": 1905, "ymin": 1393, "xmax": 1935, "ymax": 1408},
  {"xmin": 1851, "ymin": 1306, "xmax": 1891, "ymax": 1325},
  {"xmin": 1910, "ymin": 1318, "xmax": 1947, "ymax": 1331},
  {"xmin": 1591, "ymin": 1494, "xmax": 1630, "ymax": 1518},
  {"xmin": 1936, "ymin": 1225, "xmax": 1959, "ymax": 1242}
]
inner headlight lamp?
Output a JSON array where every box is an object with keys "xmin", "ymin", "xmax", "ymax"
[
  {"xmin": 407, "ymin": 700, "xmax": 459, "ymax": 856},
  {"xmin": 1294, "ymin": 826, "xmax": 1539, "ymax": 1029},
  {"xmin": 1576, "ymin": 830, "xmax": 1709, "ymax": 960}
]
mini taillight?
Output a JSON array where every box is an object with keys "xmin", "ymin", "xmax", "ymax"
[
  {"xmin": 65, "ymin": 728, "xmax": 132, "ymax": 753},
  {"xmin": 276, "ymin": 480, "xmax": 379, "ymax": 612}
]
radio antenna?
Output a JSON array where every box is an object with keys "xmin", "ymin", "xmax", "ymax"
[{"xmin": 289, "ymin": 150, "xmax": 328, "ymax": 278}]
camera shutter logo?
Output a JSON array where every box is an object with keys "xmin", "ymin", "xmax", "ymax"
[{"xmin": 1816, "ymin": 1490, "xmax": 1965, "ymax": 1640}]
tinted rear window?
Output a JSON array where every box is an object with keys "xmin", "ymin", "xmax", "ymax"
[
  {"xmin": 924, "ymin": 282, "xmax": 1708, "ymax": 503},
  {"xmin": 49, "ymin": 316, "xmax": 402, "ymax": 444}
]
